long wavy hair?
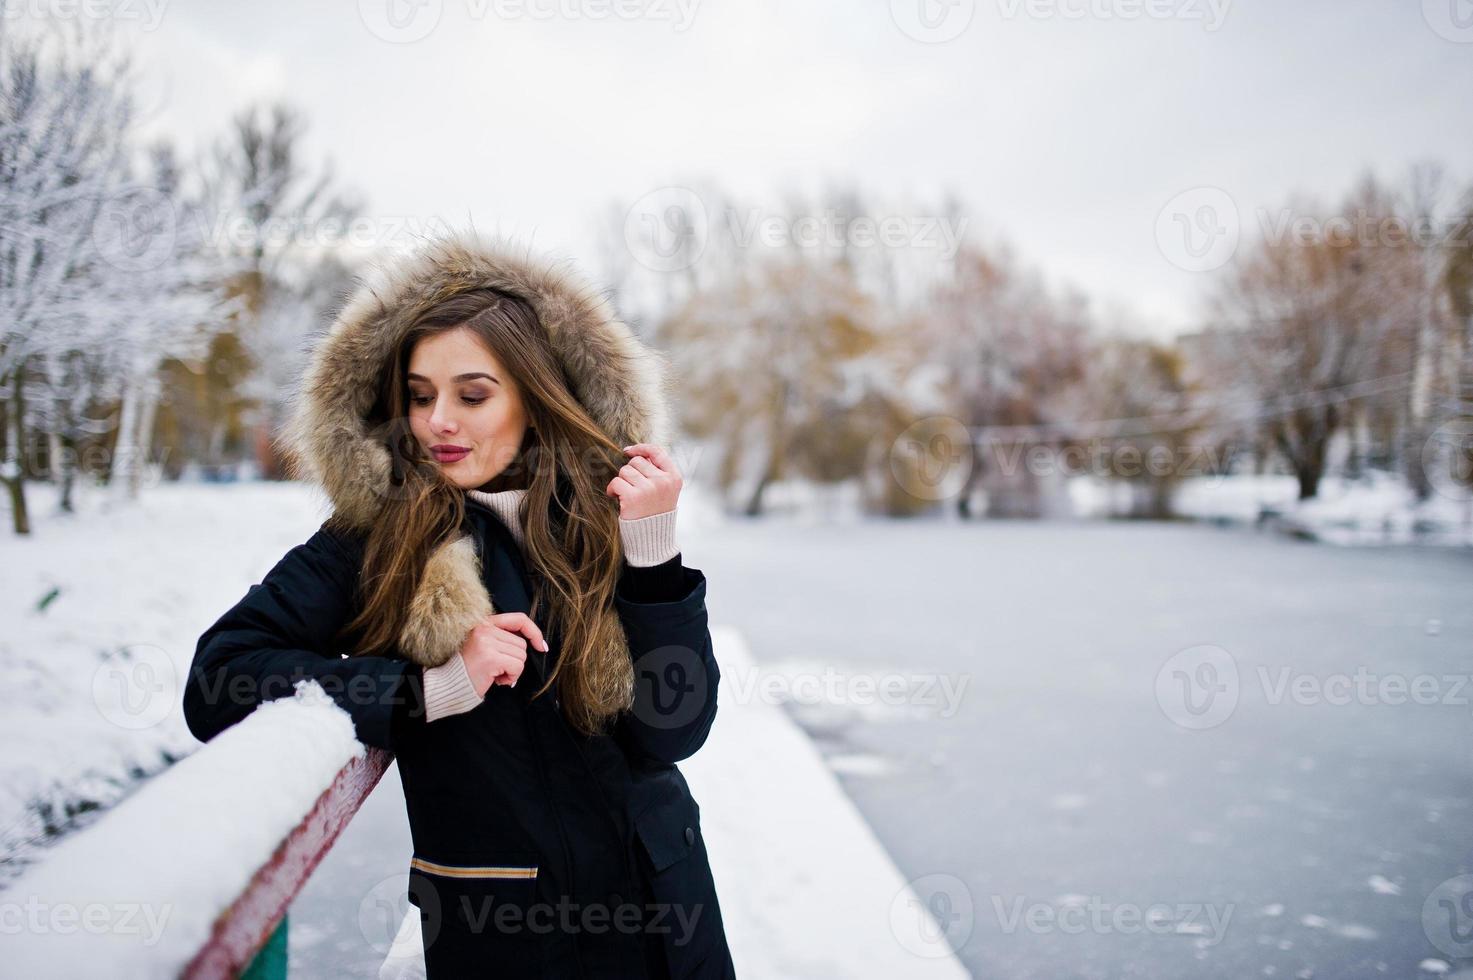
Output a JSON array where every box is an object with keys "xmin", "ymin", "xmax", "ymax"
[{"xmin": 332, "ymin": 288, "xmax": 636, "ymax": 736}]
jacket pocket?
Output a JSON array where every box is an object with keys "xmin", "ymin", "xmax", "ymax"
[
  {"xmin": 409, "ymin": 855, "xmax": 539, "ymax": 880},
  {"xmin": 634, "ymin": 791, "xmax": 699, "ymax": 873},
  {"xmin": 632, "ymin": 794, "xmax": 726, "ymax": 977},
  {"xmin": 407, "ymin": 849, "xmax": 545, "ymax": 971}
]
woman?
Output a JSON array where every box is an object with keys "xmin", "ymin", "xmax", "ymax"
[{"xmin": 182, "ymin": 231, "xmax": 737, "ymax": 979}]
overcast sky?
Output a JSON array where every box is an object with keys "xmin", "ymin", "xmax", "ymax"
[{"xmin": 111, "ymin": 0, "xmax": 1473, "ymax": 338}]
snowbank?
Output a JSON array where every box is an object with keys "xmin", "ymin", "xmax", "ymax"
[
  {"xmin": 1069, "ymin": 471, "xmax": 1473, "ymax": 546},
  {"xmin": 1171, "ymin": 471, "xmax": 1473, "ymax": 546},
  {"xmin": 0, "ymin": 479, "xmax": 343, "ymax": 884},
  {"xmin": 1, "ymin": 680, "xmax": 364, "ymax": 977}
]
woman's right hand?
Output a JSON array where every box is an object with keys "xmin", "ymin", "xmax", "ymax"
[{"xmin": 460, "ymin": 612, "xmax": 549, "ymax": 697}]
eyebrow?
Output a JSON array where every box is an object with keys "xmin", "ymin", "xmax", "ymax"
[{"xmin": 407, "ymin": 372, "xmax": 500, "ymax": 385}]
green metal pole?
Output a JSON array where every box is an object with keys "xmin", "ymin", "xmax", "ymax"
[{"xmin": 240, "ymin": 915, "xmax": 288, "ymax": 980}]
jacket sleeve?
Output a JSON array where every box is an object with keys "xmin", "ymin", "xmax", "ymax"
[
  {"xmin": 611, "ymin": 561, "xmax": 720, "ymax": 768},
  {"xmin": 182, "ymin": 523, "xmax": 422, "ymax": 753}
]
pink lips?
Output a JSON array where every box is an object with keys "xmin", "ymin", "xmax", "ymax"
[{"xmin": 430, "ymin": 446, "xmax": 471, "ymax": 463}]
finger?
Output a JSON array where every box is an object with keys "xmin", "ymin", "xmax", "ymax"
[
  {"xmin": 626, "ymin": 455, "xmax": 662, "ymax": 479},
  {"xmin": 494, "ymin": 637, "xmax": 529, "ymax": 661},
  {"xmin": 626, "ymin": 443, "xmax": 676, "ymax": 475},
  {"xmin": 608, "ymin": 476, "xmax": 637, "ymax": 499},
  {"xmin": 490, "ymin": 612, "xmax": 548, "ymax": 652},
  {"xmin": 620, "ymin": 463, "xmax": 654, "ymax": 488}
]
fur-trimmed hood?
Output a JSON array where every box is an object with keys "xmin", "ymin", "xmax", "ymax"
[{"xmin": 276, "ymin": 230, "xmax": 673, "ymax": 668}]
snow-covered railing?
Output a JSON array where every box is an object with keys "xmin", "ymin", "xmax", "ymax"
[{"xmin": 4, "ymin": 682, "xmax": 388, "ymax": 979}]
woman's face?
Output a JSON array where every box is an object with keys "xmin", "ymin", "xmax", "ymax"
[{"xmin": 407, "ymin": 326, "xmax": 529, "ymax": 490}]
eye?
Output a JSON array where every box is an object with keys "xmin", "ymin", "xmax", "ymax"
[
  {"xmin": 409, "ymin": 395, "xmax": 432, "ymax": 407},
  {"xmin": 462, "ymin": 397, "xmax": 487, "ymax": 406}
]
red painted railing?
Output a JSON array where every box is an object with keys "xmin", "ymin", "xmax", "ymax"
[{"xmin": 180, "ymin": 747, "xmax": 393, "ymax": 979}]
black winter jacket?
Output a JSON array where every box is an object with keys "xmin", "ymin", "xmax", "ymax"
[{"xmin": 184, "ymin": 497, "xmax": 736, "ymax": 979}]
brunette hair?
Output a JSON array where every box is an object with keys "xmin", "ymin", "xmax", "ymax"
[{"xmin": 334, "ymin": 288, "xmax": 635, "ymax": 735}]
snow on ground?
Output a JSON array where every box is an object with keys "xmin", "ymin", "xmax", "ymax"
[
  {"xmin": 5, "ymin": 680, "xmax": 364, "ymax": 976},
  {"xmin": 681, "ymin": 629, "xmax": 970, "ymax": 977},
  {"xmin": 3, "ymin": 478, "xmax": 969, "ymax": 977},
  {"xmin": 1074, "ymin": 470, "xmax": 1473, "ymax": 546},
  {"xmin": 0, "ymin": 478, "xmax": 341, "ymax": 882}
]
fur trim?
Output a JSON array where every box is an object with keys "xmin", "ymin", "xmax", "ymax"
[
  {"xmin": 275, "ymin": 230, "xmax": 670, "ymax": 667},
  {"xmin": 399, "ymin": 535, "xmax": 494, "ymax": 667}
]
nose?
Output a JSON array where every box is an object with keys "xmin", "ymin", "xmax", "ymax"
[{"xmin": 429, "ymin": 396, "xmax": 457, "ymax": 434}]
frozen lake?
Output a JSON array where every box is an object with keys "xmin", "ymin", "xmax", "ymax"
[
  {"xmin": 287, "ymin": 514, "xmax": 1472, "ymax": 978},
  {"xmin": 695, "ymin": 515, "xmax": 1473, "ymax": 979}
]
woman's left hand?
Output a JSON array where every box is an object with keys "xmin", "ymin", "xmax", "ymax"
[{"xmin": 606, "ymin": 444, "xmax": 682, "ymax": 521}]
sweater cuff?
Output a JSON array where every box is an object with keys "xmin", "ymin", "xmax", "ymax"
[
  {"xmin": 619, "ymin": 508, "xmax": 679, "ymax": 567},
  {"xmin": 423, "ymin": 651, "xmax": 483, "ymax": 722}
]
